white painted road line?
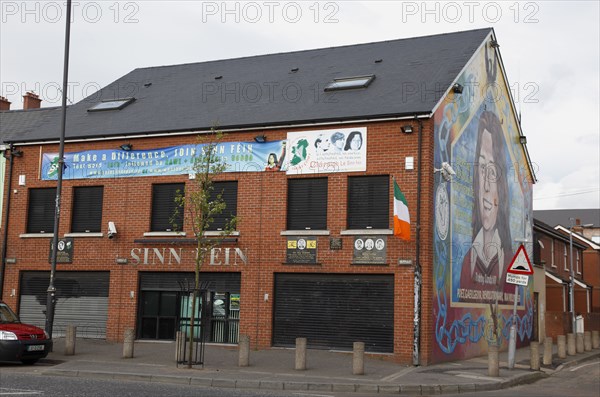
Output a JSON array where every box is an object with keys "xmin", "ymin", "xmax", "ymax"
[
  {"xmin": 292, "ymin": 394, "xmax": 334, "ymax": 397},
  {"xmin": 380, "ymin": 366, "xmax": 416, "ymax": 382},
  {"xmin": 0, "ymin": 388, "xmax": 43, "ymax": 395},
  {"xmin": 570, "ymin": 362, "xmax": 600, "ymax": 372}
]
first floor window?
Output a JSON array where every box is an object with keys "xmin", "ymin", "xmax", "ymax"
[
  {"xmin": 151, "ymin": 183, "xmax": 184, "ymax": 232},
  {"xmin": 347, "ymin": 175, "xmax": 389, "ymax": 229},
  {"xmin": 287, "ymin": 178, "xmax": 328, "ymax": 230},
  {"xmin": 209, "ymin": 181, "xmax": 238, "ymax": 231},
  {"xmin": 71, "ymin": 186, "xmax": 104, "ymax": 233},
  {"xmin": 27, "ymin": 188, "xmax": 56, "ymax": 233}
]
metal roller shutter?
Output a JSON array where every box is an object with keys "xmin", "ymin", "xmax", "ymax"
[
  {"xmin": 151, "ymin": 183, "xmax": 184, "ymax": 232},
  {"xmin": 273, "ymin": 273, "xmax": 394, "ymax": 353},
  {"xmin": 209, "ymin": 181, "xmax": 238, "ymax": 231},
  {"xmin": 19, "ymin": 271, "xmax": 109, "ymax": 339}
]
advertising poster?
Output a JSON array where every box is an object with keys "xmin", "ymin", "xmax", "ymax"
[
  {"xmin": 41, "ymin": 140, "xmax": 288, "ymax": 180},
  {"xmin": 285, "ymin": 127, "xmax": 367, "ymax": 175}
]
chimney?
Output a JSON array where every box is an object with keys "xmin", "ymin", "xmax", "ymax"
[
  {"xmin": 23, "ymin": 92, "xmax": 41, "ymax": 110},
  {"xmin": 0, "ymin": 96, "xmax": 11, "ymax": 111},
  {"xmin": 573, "ymin": 218, "xmax": 583, "ymax": 235}
]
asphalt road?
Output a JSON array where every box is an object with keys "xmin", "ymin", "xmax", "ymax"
[{"xmin": 0, "ymin": 372, "xmax": 285, "ymax": 397}]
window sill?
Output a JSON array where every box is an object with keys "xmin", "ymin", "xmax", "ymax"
[
  {"xmin": 143, "ymin": 231, "xmax": 187, "ymax": 237},
  {"xmin": 203, "ymin": 231, "xmax": 240, "ymax": 237},
  {"xmin": 64, "ymin": 232, "xmax": 103, "ymax": 238},
  {"xmin": 280, "ymin": 230, "xmax": 330, "ymax": 236},
  {"xmin": 352, "ymin": 263, "xmax": 389, "ymax": 266},
  {"xmin": 20, "ymin": 233, "xmax": 54, "ymax": 238},
  {"xmin": 340, "ymin": 229, "xmax": 393, "ymax": 235}
]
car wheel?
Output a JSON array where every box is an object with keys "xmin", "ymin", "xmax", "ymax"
[{"xmin": 21, "ymin": 359, "xmax": 39, "ymax": 365}]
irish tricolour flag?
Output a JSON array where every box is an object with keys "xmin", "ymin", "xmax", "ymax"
[{"xmin": 393, "ymin": 179, "xmax": 411, "ymax": 241}]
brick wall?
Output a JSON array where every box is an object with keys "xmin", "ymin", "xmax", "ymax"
[
  {"xmin": 1, "ymin": 118, "xmax": 435, "ymax": 364},
  {"xmin": 545, "ymin": 311, "xmax": 569, "ymax": 339}
]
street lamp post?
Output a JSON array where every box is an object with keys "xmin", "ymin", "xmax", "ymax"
[
  {"xmin": 45, "ymin": 0, "xmax": 72, "ymax": 340},
  {"xmin": 569, "ymin": 218, "xmax": 575, "ymax": 334}
]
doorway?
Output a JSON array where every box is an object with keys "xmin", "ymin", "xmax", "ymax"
[{"xmin": 138, "ymin": 290, "xmax": 239, "ymax": 343}]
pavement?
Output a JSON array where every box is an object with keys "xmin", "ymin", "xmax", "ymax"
[{"xmin": 4, "ymin": 337, "xmax": 600, "ymax": 395}]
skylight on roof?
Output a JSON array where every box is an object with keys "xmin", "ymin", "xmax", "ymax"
[
  {"xmin": 88, "ymin": 98, "xmax": 135, "ymax": 112},
  {"xmin": 324, "ymin": 75, "xmax": 375, "ymax": 92}
]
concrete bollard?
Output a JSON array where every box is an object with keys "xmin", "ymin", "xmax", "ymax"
[
  {"xmin": 592, "ymin": 330, "xmax": 600, "ymax": 349},
  {"xmin": 122, "ymin": 328, "xmax": 135, "ymax": 359},
  {"xmin": 557, "ymin": 335, "xmax": 566, "ymax": 358},
  {"xmin": 238, "ymin": 334, "xmax": 250, "ymax": 367},
  {"xmin": 65, "ymin": 325, "xmax": 77, "ymax": 356},
  {"xmin": 295, "ymin": 337, "xmax": 307, "ymax": 370},
  {"xmin": 353, "ymin": 342, "xmax": 365, "ymax": 375},
  {"xmin": 543, "ymin": 337, "xmax": 553, "ymax": 366},
  {"xmin": 530, "ymin": 341, "xmax": 540, "ymax": 370},
  {"xmin": 567, "ymin": 333, "xmax": 576, "ymax": 356},
  {"xmin": 175, "ymin": 331, "xmax": 185, "ymax": 362},
  {"xmin": 488, "ymin": 344, "xmax": 499, "ymax": 377},
  {"xmin": 584, "ymin": 331, "xmax": 592, "ymax": 351},
  {"xmin": 576, "ymin": 333, "xmax": 584, "ymax": 353}
]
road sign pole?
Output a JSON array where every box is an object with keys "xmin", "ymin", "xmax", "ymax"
[
  {"xmin": 508, "ymin": 283, "xmax": 519, "ymax": 369},
  {"xmin": 506, "ymin": 244, "xmax": 532, "ymax": 370}
]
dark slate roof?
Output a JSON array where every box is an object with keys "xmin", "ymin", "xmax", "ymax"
[
  {"xmin": 534, "ymin": 209, "xmax": 600, "ymax": 228},
  {"xmin": 2, "ymin": 28, "xmax": 491, "ymax": 143},
  {"xmin": 533, "ymin": 218, "xmax": 587, "ymax": 248},
  {"xmin": 0, "ymin": 107, "xmax": 62, "ymax": 143}
]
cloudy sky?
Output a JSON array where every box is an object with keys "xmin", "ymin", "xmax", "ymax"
[{"xmin": 1, "ymin": 1, "xmax": 598, "ymax": 210}]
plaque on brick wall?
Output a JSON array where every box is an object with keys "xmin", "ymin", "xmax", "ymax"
[
  {"xmin": 286, "ymin": 236, "xmax": 317, "ymax": 264},
  {"xmin": 353, "ymin": 236, "xmax": 386, "ymax": 265},
  {"xmin": 329, "ymin": 237, "xmax": 343, "ymax": 250},
  {"xmin": 49, "ymin": 238, "xmax": 74, "ymax": 264}
]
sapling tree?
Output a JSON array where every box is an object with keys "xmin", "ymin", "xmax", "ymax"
[{"xmin": 172, "ymin": 129, "xmax": 237, "ymax": 368}]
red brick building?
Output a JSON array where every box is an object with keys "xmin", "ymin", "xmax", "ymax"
[
  {"xmin": 1, "ymin": 28, "xmax": 536, "ymax": 364},
  {"xmin": 533, "ymin": 219, "xmax": 590, "ymax": 338}
]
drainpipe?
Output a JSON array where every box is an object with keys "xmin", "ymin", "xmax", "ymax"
[
  {"xmin": 412, "ymin": 118, "xmax": 423, "ymax": 366},
  {"xmin": 0, "ymin": 144, "xmax": 19, "ymax": 299}
]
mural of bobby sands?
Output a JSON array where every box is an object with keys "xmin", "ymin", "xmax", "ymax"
[{"xmin": 456, "ymin": 110, "xmax": 514, "ymax": 307}]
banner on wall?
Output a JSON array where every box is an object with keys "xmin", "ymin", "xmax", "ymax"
[
  {"xmin": 285, "ymin": 127, "xmax": 367, "ymax": 175},
  {"xmin": 41, "ymin": 141, "xmax": 288, "ymax": 180}
]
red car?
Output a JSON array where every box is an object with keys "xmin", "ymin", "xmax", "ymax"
[{"xmin": 0, "ymin": 301, "xmax": 52, "ymax": 364}]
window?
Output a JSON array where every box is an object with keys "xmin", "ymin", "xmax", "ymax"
[
  {"xmin": 550, "ymin": 240, "xmax": 555, "ymax": 267},
  {"xmin": 563, "ymin": 243, "xmax": 568, "ymax": 271},
  {"xmin": 209, "ymin": 181, "xmax": 238, "ymax": 231},
  {"xmin": 287, "ymin": 178, "xmax": 328, "ymax": 230},
  {"xmin": 71, "ymin": 186, "xmax": 104, "ymax": 233},
  {"xmin": 347, "ymin": 175, "xmax": 389, "ymax": 229},
  {"xmin": 324, "ymin": 75, "xmax": 375, "ymax": 92},
  {"xmin": 27, "ymin": 188, "xmax": 56, "ymax": 233},
  {"xmin": 151, "ymin": 183, "xmax": 184, "ymax": 232},
  {"xmin": 576, "ymin": 250, "xmax": 580, "ymax": 274},
  {"xmin": 87, "ymin": 98, "xmax": 135, "ymax": 112},
  {"xmin": 533, "ymin": 233, "xmax": 541, "ymax": 265}
]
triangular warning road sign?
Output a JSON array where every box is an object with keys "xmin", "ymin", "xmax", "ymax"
[{"xmin": 507, "ymin": 245, "xmax": 533, "ymax": 275}]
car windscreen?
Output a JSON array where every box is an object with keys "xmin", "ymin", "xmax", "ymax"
[{"xmin": 0, "ymin": 304, "xmax": 20, "ymax": 323}]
